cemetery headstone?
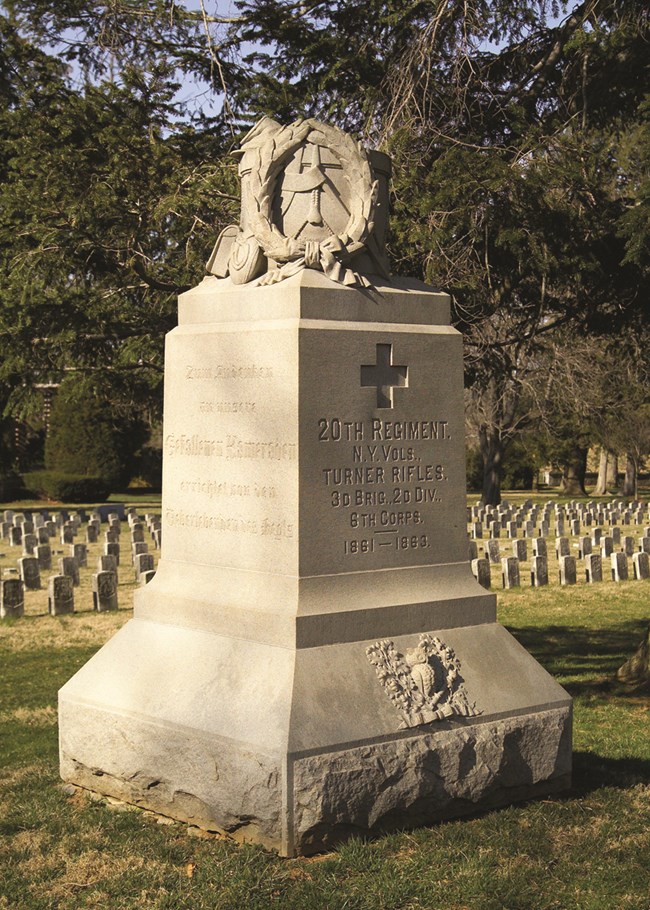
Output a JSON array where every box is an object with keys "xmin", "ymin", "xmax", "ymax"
[
  {"xmin": 501, "ymin": 557, "xmax": 520, "ymax": 588},
  {"xmin": 59, "ymin": 115, "xmax": 571, "ymax": 856},
  {"xmin": 22, "ymin": 533, "xmax": 38, "ymax": 555},
  {"xmin": 71, "ymin": 543, "xmax": 88, "ymax": 568},
  {"xmin": 98, "ymin": 554, "xmax": 118, "ymax": 576},
  {"xmin": 531, "ymin": 555, "xmax": 548, "ymax": 587},
  {"xmin": 632, "ymin": 552, "xmax": 650, "ymax": 580},
  {"xmin": 512, "ymin": 539, "xmax": 527, "ymax": 562},
  {"xmin": 18, "ymin": 556, "xmax": 41, "ymax": 591},
  {"xmin": 36, "ymin": 544, "xmax": 52, "ymax": 571},
  {"xmin": 578, "ymin": 536, "xmax": 592, "ymax": 559},
  {"xmin": 532, "ymin": 537, "xmax": 547, "ymax": 559},
  {"xmin": 0, "ymin": 579, "xmax": 24, "ymax": 618},
  {"xmin": 104, "ymin": 542, "xmax": 120, "ymax": 565},
  {"xmin": 559, "ymin": 555, "xmax": 577, "ymax": 585},
  {"xmin": 601, "ymin": 537, "xmax": 614, "ymax": 558},
  {"xmin": 555, "ymin": 537, "xmax": 570, "ymax": 559},
  {"xmin": 471, "ymin": 557, "xmax": 491, "ymax": 589},
  {"xmin": 49, "ymin": 575, "xmax": 74, "ymax": 615},
  {"xmin": 58, "ymin": 556, "xmax": 80, "ymax": 587},
  {"xmin": 131, "ymin": 542, "xmax": 149, "ymax": 562},
  {"xmin": 134, "ymin": 552, "xmax": 154, "ymax": 581},
  {"xmin": 485, "ymin": 539, "xmax": 501, "ymax": 564},
  {"xmin": 611, "ymin": 552, "xmax": 628, "ymax": 582},
  {"xmin": 585, "ymin": 553, "xmax": 602, "ymax": 583},
  {"xmin": 92, "ymin": 571, "xmax": 119, "ymax": 612}
]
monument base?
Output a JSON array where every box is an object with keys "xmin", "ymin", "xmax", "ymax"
[
  {"xmin": 59, "ymin": 615, "xmax": 571, "ymax": 856},
  {"xmin": 59, "ymin": 269, "xmax": 571, "ymax": 854}
]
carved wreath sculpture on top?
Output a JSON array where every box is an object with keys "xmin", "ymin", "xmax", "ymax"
[
  {"xmin": 249, "ymin": 119, "xmax": 378, "ymax": 288},
  {"xmin": 366, "ymin": 634, "xmax": 480, "ymax": 729}
]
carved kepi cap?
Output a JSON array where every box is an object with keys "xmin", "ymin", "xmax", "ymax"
[{"xmin": 207, "ymin": 117, "xmax": 391, "ymax": 288}]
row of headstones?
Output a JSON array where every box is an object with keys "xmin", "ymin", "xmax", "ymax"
[
  {"xmin": 471, "ymin": 550, "xmax": 650, "ymax": 589},
  {"xmin": 1, "ymin": 507, "xmax": 162, "ymax": 552},
  {"xmin": 468, "ymin": 498, "xmax": 650, "ymax": 540},
  {"xmin": 0, "ymin": 566, "xmax": 121, "ymax": 617},
  {"xmin": 8, "ymin": 547, "xmax": 156, "ymax": 593},
  {"xmin": 2, "ymin": 507, "xmax": 161, "ymax": 571},
  {"xmin": 0, "ymin": 508, "xmax": 162, "ymax": 618},
  {"xmin": 471, "ymin": 531, "xmax": 650, "ymax": 566}
]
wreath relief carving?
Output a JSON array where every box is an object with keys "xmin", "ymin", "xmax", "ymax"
[
  {"xmin": 207, "ymin": 116, "xmax": 390, "ymax": 288},
  {"xmin": 366, "ymin": 634, "xmax": 481, "ymax": 729}
]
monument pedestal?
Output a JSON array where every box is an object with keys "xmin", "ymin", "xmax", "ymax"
[{"xmin": 59, "ymin": 272, "xmax": 571, "ymax": 855}]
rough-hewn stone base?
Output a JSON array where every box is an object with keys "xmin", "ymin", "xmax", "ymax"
[
  {"xmin": 291, "ymin": 707, "xmax": 571, "ymax": 854},
  {"xmin": 59, "ymin": 617, "xmax": 571, "ymax": 856}
]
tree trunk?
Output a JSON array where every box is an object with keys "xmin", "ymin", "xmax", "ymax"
[
  {"xmin": 593, "ymin": 447, "xmax": 609, "ymax": 495},
  {"xmin": 561, "ymin": 446, "xmax": 588, "ymax": 496},
  {"xmin": 478, "ymin": 426, "xmax": 504, "ymax": 506},
  {"xmin": 623, "ymin": 453, "xmax": 638, "ymax": 499},
  {"xmin": 606, "ymin": 452, "xmax": 619, "ymax": 492}
]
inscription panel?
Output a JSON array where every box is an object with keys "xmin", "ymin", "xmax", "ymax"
[
  {"xmin": 161, "ymin": 326, "xmax": 299, "ymax": 573},
  {"xmin": 299, "ymin": 327, "xmax": 468, "ymax": 576}
]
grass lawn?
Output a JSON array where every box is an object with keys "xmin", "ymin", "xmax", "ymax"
[{"xmin": 0, "ymin": 502, "xmax": 649, "ymax": 909}]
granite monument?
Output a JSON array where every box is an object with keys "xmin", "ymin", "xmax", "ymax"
[{"xmin": 59, "ymin": 117, "xmax": 571, "ymax": 855}]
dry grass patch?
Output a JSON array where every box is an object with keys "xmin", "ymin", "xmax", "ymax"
[
  {"xmin": 31, "ymin": 851, "xmax": 150, "ymax": 903},
  {"xmin": 0, "ymin": 609, "xmax": 132, "ymax": 652},
  {"xmin": 0, "ymin": 705, "xmax": 57, "ymax": 725},
  {"xmin": 0, "ymin": 762, "xmax": 50, "ymax": 788},
  {"xmin": 629, "ymin": 783, "xmax": 650, "ymax": 810}
]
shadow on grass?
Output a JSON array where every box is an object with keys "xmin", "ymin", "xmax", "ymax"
[
  {"xmin": 504, "ymin": 619, "xmax": 650, "ymax": 697},
  {"xmin": 570, "ymin": 750, "xmax": 650, "ymax": 795}
]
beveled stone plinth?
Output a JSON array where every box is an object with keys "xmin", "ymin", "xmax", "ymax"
[{"xmin": 59, "ymin": 272, "xmax": 571, "ymax": 855}]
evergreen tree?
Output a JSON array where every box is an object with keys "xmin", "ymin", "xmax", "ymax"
[{"xmin": 0, "ymin": 1, "xmax": 647, "ymax": 503}]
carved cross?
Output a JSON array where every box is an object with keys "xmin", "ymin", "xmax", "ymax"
[{"xmin": 361, "ymin": 343, "xmax": 408, "ymax": 409}]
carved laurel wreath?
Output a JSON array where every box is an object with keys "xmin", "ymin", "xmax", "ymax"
[
  {"xmin": 366, "ymin": 633, "xmax": 480, "ymax": 730},
  {"xmin": 247, "ymin": 119, "xmax": 378, "ymax": 285}
]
